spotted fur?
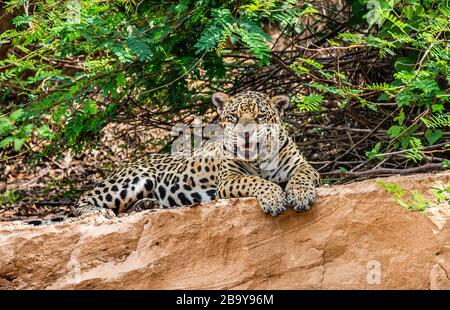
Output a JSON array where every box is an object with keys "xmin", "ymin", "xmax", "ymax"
[{"xmin": 74, "ymin": 91, "xmax": 320, "ymax": 217}]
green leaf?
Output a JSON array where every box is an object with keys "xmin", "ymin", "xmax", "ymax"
[
  {"xmin": 377, "ymin": 93, "xmax": 390, "ymax": 101},
  {"xmin": 394, "ymin": 57, "xmax": 416, "ymax": 72},
  {"xmin": 127, "ymin": 37, "xmax": 152, "ymax": 61},
  {"xmin": 402, "ymin": 4, "xmax": 425, "ymax": 20},
  {"xmin": 84, "ymin": 101, "xmax": 98, "ymax": 115},
  {"xmin": 12, "ymin": 15, "xmax": 32, "ymax": 27},
  {"xmin": 338, "ymin": 166, "xmax": 348, "ymax": 173},
  {"xmin": 0, "ymin": 117, "xmax": 13, "ymax": 135},
  {"xmin": 0, "ymin": 136, "xmax": 14, "ymax": 149},
  {"xmin": 112, "ymin": 45, "xmax": 134, "ymax": 63},
  {"xmin": 297, "ymin": 94, "xmax": 324, "ymax": 112},
  {"xmin": 425, "ymin": 129, "xmax": 442, "ymax": 146},
  {"xmin": 195, "ymin": 8, "xmax": 234, "ymax": 53},
  {"xmin": 116, "ymin": 72, "xmax": 126, "ymax": 87},
  {"xmin": 20, "ymin": 124, "xmax": 34, "ymax": 137},
  {"xmin": 376, "ymin": 180, "xmax": 406, "ymax": 197},
  {"xmin": 393, "ymin": 109, "xmax": 405, "ymax": 125},
  {"xmin": 366, "ymin": 142, "xmax": 382, "ymax": 160},
  {"xmin": 403, "ymin": 5, "xmax": 415, "ymax": 20},
  {"xmin": 10, "ymin": 108, "xmax": 25, "ymax": 121},
  {"xmin": 432, "ymin": 104, "xmax": 445, "ymax": 114},
  {"xmin": 387, "ymin": 125, "xmax": 404, "ymax": 138},
  {"xmin": 401, "ymin": 136, "xmax": 411, "ymax": 149},
  {"xmin": 36, "ymin": 125, "xmax": 54, "ymax": 139},
  {"xmin": 443, "ymin": 159, "xmax": 450, "ymax": 168},
  {"xmin": 13, "ymin": 138, "xmax": 25, "ymax": 151}
]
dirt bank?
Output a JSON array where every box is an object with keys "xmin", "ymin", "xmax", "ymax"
[{"xmin": 0, "ymin": 172, "xmax": 449, "ymax": 289}]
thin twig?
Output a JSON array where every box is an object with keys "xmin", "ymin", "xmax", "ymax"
[{"xmin": 322, "ymin": 163, "xmax": 445, "ymax": 177}]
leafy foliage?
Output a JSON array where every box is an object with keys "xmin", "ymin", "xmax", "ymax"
[
  {"xmin": 1, "ymin": 0, "xmax": 303, "ymax": 158},
  {"xmin": 289, "ymin": 0, "xmax": 449, "ymax": 167},
  {"xmin": 296, "ymin": 93, "xmax": 324, "ymax": 112},
  {"xmin": 377, "ymin": 180, "xmax": 430, "ymax": 212},
  {"xmin": 431, "ymin": 182, "xmax": 450, "ymax": 205},
  {"xmin": 0, "ymin": 0, "xmax": 448, "ymax": 174}
]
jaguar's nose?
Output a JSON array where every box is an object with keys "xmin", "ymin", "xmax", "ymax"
[{"xmin": 236, "ymin": 126, "xmax": 257, "ymax": 143}]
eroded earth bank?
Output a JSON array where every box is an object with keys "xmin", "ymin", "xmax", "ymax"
[{"xmin": 0, "ymin": 172, "xmax": 449, "ymax": 289}]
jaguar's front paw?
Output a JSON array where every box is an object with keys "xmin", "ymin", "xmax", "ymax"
[
  {"xmin": 257, "ymin": 185, "xmax": 288, "ymax": 216},
  {"xmin": 286, "ymin": 185, "xmax": 316, "ymax": 212}
]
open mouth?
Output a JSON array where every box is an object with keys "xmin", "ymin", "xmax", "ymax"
[
  {"xmin": 235, "ymin": 131, "xmax": 259, "ymax": 160},
  {"xmin": 223, "ymin": 129, "xmax": 269, "ymax": 160},
  {"xmin": 238, "ymin": 141, "xmax": 258, "ymax": 159}
]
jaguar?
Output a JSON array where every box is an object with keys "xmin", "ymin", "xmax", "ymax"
[{"xmin": 74, "ymin": 91, "xmax": 320, "ymax": 217}]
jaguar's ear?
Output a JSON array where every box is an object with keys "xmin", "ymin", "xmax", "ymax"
[
  {"xmin": 270, "ymin": 95, "xmax": 290, "ymax": 112},
  {"xmin": 212, "ymin": 92, "xmax": 230, "ymax": 115}
]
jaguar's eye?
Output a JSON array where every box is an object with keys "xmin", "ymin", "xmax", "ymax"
[{"xmin": 223, "ymin": 116, "xmax": 237, "ymax": 125}]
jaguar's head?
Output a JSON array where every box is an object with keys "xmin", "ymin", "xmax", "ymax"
[{"xmin": 212, "ymin": 91, "xmax": 290, "ymax": 164}]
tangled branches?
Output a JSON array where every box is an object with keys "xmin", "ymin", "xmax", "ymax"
[{"xmin": 0, "ymin": 0, "xmax": 448, "ymax": 183}]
